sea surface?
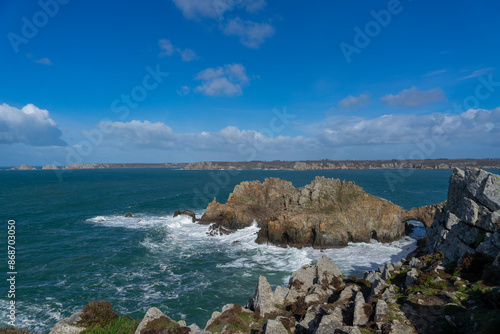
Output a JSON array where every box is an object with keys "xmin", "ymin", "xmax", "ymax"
[{"xmin": 1, "ymin": 168, "xmax": 497, "ymax": 332}]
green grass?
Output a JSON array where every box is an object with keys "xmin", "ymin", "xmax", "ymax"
[{"xmin": 81, "ymin": 316, "xmax": 140, "ymax": 334}]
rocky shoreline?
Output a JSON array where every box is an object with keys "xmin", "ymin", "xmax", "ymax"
[
  {"xmin": 5, "ymin": 168, "xmax": 499, "ymax": 334},
  {"xmin": 6, "ymin": 159, "xmax": 500, "ymax": 171}
]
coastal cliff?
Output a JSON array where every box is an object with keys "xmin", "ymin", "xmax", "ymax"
[
  {"xmin": 199, "ymin": 176, "xmax": 406, "ymax": 248},
  {"xmin": 426, "ymin": 168, "xmax": 500, "ymax": 266},
  {"xmin": 184, "ymin": 159, "xmax": 500, "ymax": 171}
]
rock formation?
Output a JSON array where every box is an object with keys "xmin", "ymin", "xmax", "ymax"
[
  {"xmin": 9, "ymin": 164, "xmax": 36, "ymax": 170},
  {"xmin": 200, "ymin": 176, "xmax": 406, "ymax": 248},
  {"xmin": 42, "ymin": 164, "xmax": 59, "ymax": 170},
  {"xmin": 426, "ymin": 168, "xmax": 500, "ymax": 265}
]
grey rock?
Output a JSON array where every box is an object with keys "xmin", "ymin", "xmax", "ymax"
[
  {"xmin": 135, "ymin": 307, "xmax": 170, "ymax": 334},
  {"xmin": 371, "ymin": 278, "xmax": 386, "ymax": 296},
  {"xmin": 338, "ymin": 285, "xmax": 356, "ymax": 302},
  {"xmin": 382, "ymin": 267, "xmax": 391, "ymax": 281},
  {"xmin": 274, "ymin": 286, "xmax": 289, "ymax": 305},
  {"xmin": 445, "ymin": 212, "xmax": 460, "ymax": 230},
  {"xmin": 221, "ymin": 304, "xmax": 237, "ymax": 313},
  {"xmin": 290, "ymin": 264, "xmax": 317, "ymax": 291},
  {"xmin": 405, "ymin": 268, "xmax": 418, "ymax": 288},
  {"xmin": 252, "ymin": 275, "xmax": 277, "ymax": 317},
  {"xmin": 393, "ymin": 261, "xmax": 403, "ymax": 269},
  {"xmin": 364, "ymin": 271, "xmax": 381, "ymax": 284},
  {"xmin": 353, "ymin": 291, "xmax": 369, "ymax": 326},
  {"xmin": 408, "ymin": 257, "xmax": 422, "ymax": 269},
  {"xmin": 50, "ymin": 311, "xmax": 85, "ymax": 334},
  {"xmin": 465, "ymin": 168, "xmax": 500, "ymax": 212},
  {"xmin": 304, "ymin": 293, "xmax": 320, "ymax": 304},
  {"xmin": 382, "ymin": 287, "xmax": 396, "ymax": 301},
  {"xmin": 315, "ymin": 313, "xmax": 344, "ymax": 334},
  {"xmin": 263, "ymin": 319, "xmax": 288, "ymax": 334},
  {"xmin": 298, "ymin": 308, "xmax": 320, "ymax": 333},
  {"xmin": 374, "ymin": 299, "xmax": 388, "ymax": 322},
  {"xmin": 388, "ymin": 320, "xmax": 417, "ymax": 334},
  {"xmin": 188, "ymin": 323, "xmax": 209, "ymax": 334},
  {"xmin": 346, "ymin": 327, "xmax": 363, "ymax": 334},
  {"xmin": 331, "ymin": 306, "xmax": 344, "ymax": 323},
  {"xmin": 284, "ymin": 289, "xmax": 301, "ymax": 304},
  {"xmin": 316, "ymin": 254, "xmax": 342, "ymax": 285}
]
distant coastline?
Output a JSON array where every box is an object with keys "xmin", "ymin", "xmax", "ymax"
[{"xmin": 5, "ymin": 158, "xmax": 500, "ymax": 171}]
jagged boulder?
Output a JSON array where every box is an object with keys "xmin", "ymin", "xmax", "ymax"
[
  {"xmin": 426, "ymin": 168, "xmax": 500, "ymax": 265},
  {"xmin": 249, "ymin": 276, "xmax": 277, "ymax": 317},
  {"xmin": 200, "ymin": 176, "xmax": 405, "ymax": 248},
  {"xmin": 49, "ymin": 311, "xmax": 85, "ymax": 334}
]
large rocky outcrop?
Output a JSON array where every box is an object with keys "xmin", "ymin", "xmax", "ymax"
[
  {"xmin": 200, "ymin": 176, "xmax": 406, "ymax": 248},
  {"xmin": 426, "ymin": 168, "xmax": 500, "ymax": 265}
]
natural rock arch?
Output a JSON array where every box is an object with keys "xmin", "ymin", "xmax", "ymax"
[{"xmin": 401, "ymin": 202, "xmax": 445, "ymax": 228}]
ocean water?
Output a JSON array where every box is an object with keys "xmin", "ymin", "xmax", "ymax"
[{"xmin": 1, "ymin": 168, "xmax": 496, "ymax": 332}]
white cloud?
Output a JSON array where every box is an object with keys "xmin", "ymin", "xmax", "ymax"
[
  {"xmin": 172, "ymin": 0, "xmax": 267, "ymax": 20},
  {"xmin": 158, "ymin": 39, "xmax": 199, "ymax": 61},
  {"xmin": 159, "ymin": 39, "xmax": 175, "ymax": 57},
  {"xmin": 222, "ymin": 18, "xmax": 275, "ymax": 49},
  {"xmin": 193, "ymin": 63, "xmax": 249, "ymax": 96},
  {"xmin": 337, "ymin": 94, "xmax": 369, "ymax": 110},
  {"xmin": 381, "ymin": 87, "xmax": 447, "ymax": 108},
  {"xmin": 177, "ymin": 85, "xmax": 191, "ymax": 96},
  {"xmin": 460, "ymin": 68, "xmax": 494, "ymax": 80},
  {"xmin": 172, "ymin": 0, "xmax": 274, "ymax": 48},
  {"xmin": 34, "ymin": 57, "xmax": 52, "ymax": 65},
  {"xmin": 89, "ymin": 107, "xmax": 500, "ymax": 161},
  {"xmin": 99, "ymin": 120, "xmax": 312, "ymax": 159},
  {"xmin": 180, "ymin": 48, "xmax": 199, "ymax": 62},
  {"xmin": 0, "ymin": 103, "xmax": 65, "ymax": 146},
  {"xmin": 100, "ymin": 120, "xmax": 176, "ymax": 149},
  {"xmin": 317, "ymin": 108, "xmax": 500, "ymax": 147}
]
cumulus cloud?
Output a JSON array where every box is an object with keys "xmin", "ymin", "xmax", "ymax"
[
  {"xmin": 317, "ymin": 108, "xmax": 500, "ymax": 147},
  {"xmin": 94, "ymin": 107, "xmax": 499, "ymax": 160},
  {"xmin": 381, "ymin": 87, "xmax": 447, "ymax": 108},
  {"xmin": 222, "ymin": 18, "xmax": 274, "ymax": 49},
  {"xmin": 193, "ymin": 63, "xmax": 249, "ymax": 96},
  {"xmin": 460, "ymin": 68, "xmax": 494, "ymax": 80},
  {"xmin": 99, "ymin": 120, "xmax": 312, "ymax": 159},
  {"xmin": 0, "ymin": 103, "xmax": 65, "ymax": 146},
  {"xmin": 172, "ymin": 0, "xmax": 267, "ymax": 20},
  {"xmin": 337, "ymin": 94, "xmax": 369, "ymax": 110}
]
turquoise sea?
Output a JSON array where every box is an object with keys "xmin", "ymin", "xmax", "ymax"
[{"xmin": 2, "ymin": 168, "xmax": 497, "ymax": 332}]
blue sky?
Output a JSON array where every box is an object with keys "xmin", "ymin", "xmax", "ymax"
[{"xmin": 1, "ymin": 0, "xmax": 499, "ymax": 166}]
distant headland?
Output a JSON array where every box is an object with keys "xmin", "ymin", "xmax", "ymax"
[{"xmin": 6, "ymin": 158, "xmax": 500, "ymax": 171}]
